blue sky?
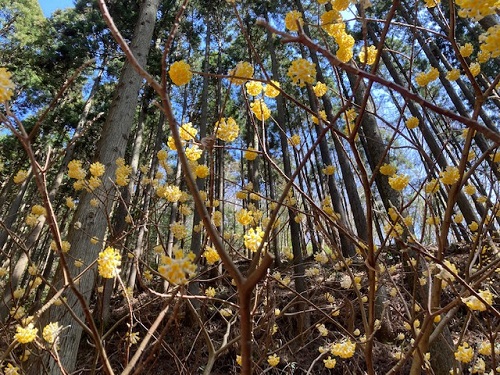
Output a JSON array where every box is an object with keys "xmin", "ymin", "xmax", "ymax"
[{"xmin": 38, "ymin": 0, "xmax": 74, "ymax": 17}]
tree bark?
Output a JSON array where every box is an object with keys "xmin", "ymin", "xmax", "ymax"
[{"xmin": 31, "ymin": 0, "xmax": 160, "ymax": 373}]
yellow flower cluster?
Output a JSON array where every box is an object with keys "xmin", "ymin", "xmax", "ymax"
[
  {"xmin": 321, "ymin": 13, "xmax": 354, "ymax": 62},
  {"xmin": 68, "ymin": 160, "xmax": 86, "ymax": 180},
  {"xmin": 462, "ymin": 289, "xmax": 494, "ymax": 311},
  {"xmin": 331, "ymin": 0, "xmax": 349, "ymax": 11},
  {"xmin": 50, "ymin": 240, "xmax": 71, "ymax": 253},
  {"xmin": 170, "ymin": 221, "xmax": 188, "ymax": 239},
  {"xmin": 479, "ymin": 25, "xmax": 500, "ymax": 60},
  {"xmin": 179, "ymin": 122, "xmax": 198, "ymax": 141},
  {"xmin": 455, "ymin": 0, "xmax": 498, "ymax": 20},
  {"xmin": 195, "ymin": 164, "xmax": 209, "ymax": 179},
  {"xmin": 89, "ymin": 162, "xmax": 105, "ymax": 177},
  {"xmin": 454, "ymin": 342, "xmax": 474, "ymax": 363},
  {"xmin": 313, "ymin": 81, "xmax": 328, "ymax": 97},
  {"xmin": 469, "ymin": 62, "xmax": 481, "ymax": 77},
  {"xmin": 322, "ymin": 196, "xmax": 339, "ymax": 220},
  {"xmin": 425, "ymin": 178, "xmax": 440, "ymax": 194},
  {"xmin": 446, "ymin": 69, "xmax": 461, "ymax": 81},
  {"xmin": 424, "ymin": 0, "xmax": 440, "ymax": 7},
  {"xmin": 359, "ymin": 45, "xmax": 377, "ymax": 65},
  {"xmin": 322, "ymin": 165, "xmax": 336, "ymax": 175},
  {"xmin": 185, "ymin": 145, "xmax": 203, "ymax": 161},
  {"xmin": 212, "ymin": 210, "xmax": 222, "ymax": 226},
  {"xmin": 284, "ymin": 10, "xmax": 303, "ymax": 31},
  {"xmin": 250, "ymin": 99, "xmax": 271, "ymax": 121},
  {"xmin": 244, "ymin": 148, "xmax": 258, "ymax": 160},
  {"xmin": 246, "ymin": 81, "xmax": 262, "ymax": 96},
  {"xmin": 324, "ymin": 356, "xmax": 337, "ymax": 368},
  {"xmin": 168, "ymin": 60, "xmax": 192, "ymax": 86},
  {"xmin": 115, "ymin": 158, "xmax": 132, "ymax": 187},
  {"xmin": 439, "ymin": 166, "xmax": 460, "ymax": 185},
  {"xmin": 264, "ymin": 80, "xmax": 280, "ymax": 97},
  {"xmin": 13, "ymin": 169, "xmax": 28, "ymax": 184},
  {"xmin": 267, "ymin": 354, "xmax": 280, "ymax": 367},
  {"xmin": 388, "ymin": 174, "xmax": 410, "ymax": 191},
  {"xmin": 406, "ymin": 116, "xmax": 419, "ymax": 129},
  {"xmin": 204, "ymin": 245, "xmax": 220, "ymax": 265},
  {"xmin": 158, "ymin": 248, "xmax": 196, "ymax": 285},
  {"xmin": 288, "ymin": 134, "xmax": 301, "ymax": 147},
  {"xmin": 97, "ymin": 247, "xmax": 121, "ymax": 278},
  {"xmin": 156, "ymin": 184, "xmax": 182, "ymax": 202},
  {"xmin": 42, "ymin": 322, "xmax": 61, "ymax": 344},
  {"xmin": 0, "ymin": 67, "xmax": 15, "ymax": 102},
  {"xmin": 4, "ymin": 363, "xmax": 20, "ymax": 375},
  {"xmin": 321, "ymin": 10, "xmax": 342, "ymax": 36},
  {"xmin": 26, "ymin": 204, "xmax": 47, "ymax": 226},
  {"xmin": 243, "ymin": 227, "xmax": 264, "ymax": 252},
  {"xmin": 228, "ymin": 61, "xmax": 254, "ymax": 85},
  {"xmin": 236, "ymin": 208, "xmax": 253, "ymax": 225},
  {"xmin": 287, "ymin": 58, "xmax": 316, "ymax": 87},
  {"xmin": 14, "ymin": 323, "xmax": 38, "ymax": 344},
  {"xmin": 215, "ymin": 117, "xmax": 239, "ymax": 142},
  {"xmin": 330, "ymin": 339, "xmax": 356, "ymax": 358},
  {"xmin": 460, "ymin": 43, "xmax": 474, "ymax": 57},
  {"xmin": 379, "ymin": 163, "xmax": 396, "ymax": 176},
  {"xmin": 312, "ymin": 110, "xmax": 327, "ymax": 125},
  {"xmin": 415, "ymin": 67, "xmax": 440, "ymax": 86}
]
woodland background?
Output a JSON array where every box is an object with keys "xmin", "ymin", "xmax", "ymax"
[{"xmin": 0, "ymin": 0, "xmax": 499, "ymax": 374}]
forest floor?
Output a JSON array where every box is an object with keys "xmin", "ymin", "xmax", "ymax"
[{"xmin": 70, "ymin": 244, "xmax": 498, "ymax": 374}]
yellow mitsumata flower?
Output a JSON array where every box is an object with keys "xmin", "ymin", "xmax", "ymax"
[
  {"xmin": 14, "ymin": 323, "xmax": 38, "ymax": 344},
  {"xmin": 284, "ymin": 10, "xmax": 303, "ymax": 31},
  {"xmin": 322, "ymin": 165, "xmax": 336, "ymax": 175},
  {"xmin": 42, "ymin": 322, "xmax": 61, "ymax": 344},
  {"xmin": 439, "ymin": 166, "xmax": 460, "ymax": 185},
  {"xmin": 379, "ymin": 163, "xmax": 396, "ymax": 176},
  {"xmin": 454, "ymin": 342, "xmax": 474, "ymax": 363},
  {"xmin": 331, "ymin": 339, "xmax": 356, "ymax": 358},
  {"xmin": 313, "ymin": 81, "xmax": 328, "ymax": 97},
  {"xmin": 324, "ymin": 356, "xmax": 336, "ymax": 369},
  {"xmin": 250, "ymin": 99, "xmax": 271, "ymax": 121},
  {"xmin": 204, "ymin": 245, "xmax": 220, "ymax": 265},
  {"xmin": 13, "ymin": 169, "xmax": 28, "ymax": 184},
  {"xmin": 267, "ymin": 354, "xmax": 280, "ymax": 367},
  {"xmin": 179, "ymin": 122, "xmax": 198, "ymax": 141},
  {"xmin": 462, "ymin": 289, "xmax": 494, "ymax": 311},
  {"xmin": 215, "ymin": 117, "xmax": 239, "ymax": 142},
  {"xmin": 446, "ymin": 68, "xmax": 461, "ymax": 81},
  {"xmin": 228, "ymin": 61, "xmax": 253, "ymax": 85},
  {"xmin": 97, "ymin": 247, "xmax": 121, "ymax": 278},
  {"xmin": 158, "ymin": 248, "xmax": 197, "ymax": 285},
  {"xmin": 415, "ymin": 67, "xmax": 439, "ymax": 86},
  {"xmin": 425, "ymin": 178, "xmax": 440, "ymax": 194},
  {"xmin": 115, "ymin": 158, "xmax": 132, "ymax": 187},
  {"xmin": 168, "ymin": 60, "xmax": 192, "ymax": 86},
  {"xmin": 264, "ymin": 80, "xmax": 280, "ymax": 98},
  {"xmin": 244, "ymin": 227, "xmax": 264, "ymax": 252},
  {"xmin": 236, "ymin": 208, "xmax": 253, "ymax": 226},
  {"xmin": 244, "ymin": 148, "xmax": 258, "ymax": 161},
  {"xmin": 245, "ymin": 80, "xmax": 263, "ymax": 96},
  {"xmin": 0, "ymin": 67, "xmax": 15, "ymax": 102},
  {"xmin": 359, "ymin": 45, "xmax": 377, "ymax": 65},
  {"xmin": 185, "ymin": 145, "xmax": 203, "ymax": 161},
  {"xmin": 388, "ymin": 174, "xmax": 410, "ymax": 191},
  {"xmin": 89, "ymin": 162, "xmax": 105, "ymax": 177},
  {"xmin": 287, "ymin": 58, "xmax": 316, "ymax": 87},
  {"xmin": 288, "ymin": 134, "xmax": 301, "ymax": 147},
  {"xmin": 406, "ymin": 116, "xmax": 419, "ymax": 129}
]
